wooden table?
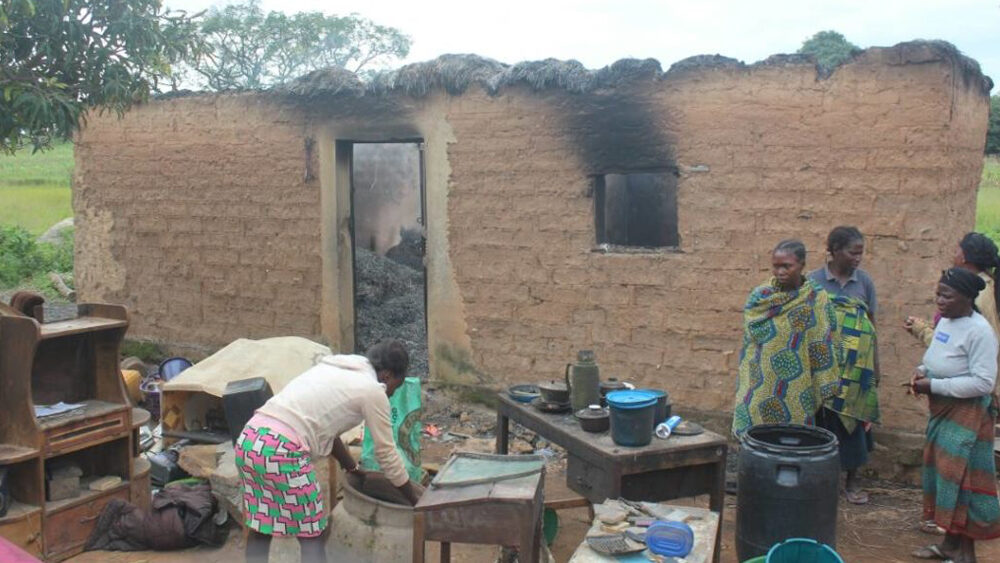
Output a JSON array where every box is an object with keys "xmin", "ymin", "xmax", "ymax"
[
  {"xmin": 495, "ymin": 393, "xmax": 727, "ymax": 562},
  {"xmin": 413, "ymin": 471, "xmax": 544, "ymax": 563}
]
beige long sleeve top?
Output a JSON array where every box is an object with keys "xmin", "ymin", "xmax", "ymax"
[{"xmin": 257, "ymin": 354, "xmax": 409, "ymax": 487}]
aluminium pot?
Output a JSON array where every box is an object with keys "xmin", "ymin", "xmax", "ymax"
[
  {"xmin": 599, "ymin": 378, "xmax": 629, "ymax": 406},
  {"xmin": 575, "ymin": 405, "xmax": 610, "ymax": 433},
  {"xmin": 537, "ymin": 380, "xmax": 570, "ymax": 404}
]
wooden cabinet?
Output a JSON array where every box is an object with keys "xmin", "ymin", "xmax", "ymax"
[
  {"xmin": 0, "ymin": 303, "xmax": 148, "ymax": 561},
  {"xmin": 0, "ymin": 501, "xmax": 43, "ymax": 557},
  {"xmin": 43, "ymin": 486, "xmax": 129, "ymax": 560}
]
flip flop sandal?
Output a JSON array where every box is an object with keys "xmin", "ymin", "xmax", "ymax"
[
  {"xmin": 919, "ymin": 520, "xmax": 947, "ymax": 535},
  {"xmin": 845, "ymin": 489, "xmax": 869, "ymax": 505},
  {"xmin": 911, "ymin": 544, "xmax": 950, "ymax": 560}
]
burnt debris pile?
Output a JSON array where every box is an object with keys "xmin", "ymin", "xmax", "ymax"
[{"xmin": 355, "ymin": 247, "xmax": 428, "ymax": 379}]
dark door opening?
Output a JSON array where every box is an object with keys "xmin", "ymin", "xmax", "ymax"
[{"xmin": 350, "ymin": 142, "xmax": 428, "ymax": 378}]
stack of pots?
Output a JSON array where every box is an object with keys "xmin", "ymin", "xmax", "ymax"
[{"xmin": 605, "ymin": 389, "xmax": 659, "ymax": 447}]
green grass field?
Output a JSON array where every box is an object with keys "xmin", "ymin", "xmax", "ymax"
[
  {"xmin": 978, "ymin": 156, "xmax": 1000, "ymax": 242},
  {"xmin": 0, "ymin": 143, "xmax": 73, "ymax": 234}
]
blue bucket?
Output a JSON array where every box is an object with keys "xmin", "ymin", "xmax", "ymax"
[
  {"xmin": 606, "ymin": 390, "xmax": 657, "ymax": 447},
  {"xmin": 766, "ymin": 538, "xmax": 843, "ymax": 563}
]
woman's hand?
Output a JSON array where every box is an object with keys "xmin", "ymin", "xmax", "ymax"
[{"xmin": 911, "ymin": 375, "xmax": 932, "ymax": 395}]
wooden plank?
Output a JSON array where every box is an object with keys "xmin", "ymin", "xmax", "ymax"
[
  {"xmin": 544, "ymin": 469, "xmax": 591, "ymax": 510},
  {"xmin": 131, "ymin": 407, "xmax": 151, "ymax": 429},
  {"xmin": 0, "ymin": 500, "xmax": 42, "ymax": 524},
  {"xmin": 38, "ymin": 317, "xmax": 128, "ymax": 340},
  {"xmin": 0, "ymin": 444, "xmax": 39, "ymax": 464},
  {"xmin": 43, "ymin": 482, "xmax": 129, "ymax": 514}
]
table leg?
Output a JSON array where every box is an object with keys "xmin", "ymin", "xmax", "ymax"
[
  {"xmin": 439, "ymin": 541, "xmax": 451, "ymax": 563},
  {"xmin": 496, "ymin": 411, "xmax": 509, "ymax": 454},
  {"xmin": 710, "ymin": 453, "xmax": 727, "ymax": 563},
  {"xmin": 413, "ymin": 512, "xmax": 425, "ymax": 563},
  {"xmin": 521, "ymin": 512, "xmax": 541, "ymax": 563}
]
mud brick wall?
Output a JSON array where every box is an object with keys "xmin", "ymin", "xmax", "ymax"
[
  {"xmin": 76, "ymin": 43, "xmax": 991, "ymax": 443},
  {"xmin": 75, "ymin": 95, "xmax": 321, "ymax": 352},
  {"xmin": 445, "ymin": 47, "xmax": 990, "ymax": 435}
]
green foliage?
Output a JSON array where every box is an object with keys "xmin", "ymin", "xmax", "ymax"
[
  {"xmin": 188, "ymin": 0, "xmax": 410, "ymax": 90},
  {"xmin": 797, "ymin": 30, "xmax": 860, "ymax": 72},
  {"xmin": 986, "ymin": 95, "xmax": 1000, "ymax": 155},
  {"xmin": 0, "ymin": 224, "xmax": 72, "ymax": 287},
  {"xmin": 121, "ymin": 339, "xmax": 165, "ymax": 363},
  {"xmin": 979, "ymin": 157, "xmax": 1000, "ymax": 245},
  {"xmin": 0, "ymin": 141, "xmax": 72, "ymax": 232},
  {"xmin": 0, "ymin": 0, "xmax": 204, "ymax": 153}
]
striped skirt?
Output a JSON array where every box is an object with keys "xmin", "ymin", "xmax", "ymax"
[
  {"xmin": 922, "ymin": 394, "xmax": 1000, "ymax": 540},
  {"xmin": 235, "ymin": 423, "xmax": 327, "ymax": 537}
]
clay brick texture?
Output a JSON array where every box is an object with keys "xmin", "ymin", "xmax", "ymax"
[{"xmin": 76, "ymin": 43, "xmax": 991, "ymax": 436}]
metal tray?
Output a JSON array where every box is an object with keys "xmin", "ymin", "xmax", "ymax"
[{"xmin": 430, "ymin": 452, "xmax": 544, "ymax": 488}]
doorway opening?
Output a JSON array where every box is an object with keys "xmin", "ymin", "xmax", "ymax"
[{"xmin": 349, "ymin": 142, "xmax": 428, "ymax": 378}]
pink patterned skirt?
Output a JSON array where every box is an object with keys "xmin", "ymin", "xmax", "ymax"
[{"xmin": 234, "ymin": 421, "xmax": 327, "ymax": 537}]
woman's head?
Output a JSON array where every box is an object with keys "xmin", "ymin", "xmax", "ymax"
[
  {"xmin": 936, "ymin": 267, "xmax": 986, "ymax": 318},
  {"xmin": 826, "ymin": 226, "xmax": 864, "ymax": 274},
  {"xmin": 772, "ymin": 239, "xmax": 806, "ymax": 290},
  {"xmin": 367, "ymin": 339, "xmax": 409, "ymax": 397},
  {"xmin": 955, "ymin": 232, "xmax": 1000, "ymax": 273}
]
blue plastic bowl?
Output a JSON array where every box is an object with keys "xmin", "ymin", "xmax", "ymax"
[
  {"xmin": 159, "ymin": 357, "xmax": 193, "ymax": 381},
  {"xmin": 508, "ymin": 384, "xmax": 540, "ymax": 403},
  {"xmin": 766, "ymin": 538, "xmax": 843, "ymax": 563}
]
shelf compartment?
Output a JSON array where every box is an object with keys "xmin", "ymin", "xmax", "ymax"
[
  {"xmin": 0, "ymin": 500, "xmax": 43, "ymax": 557},
  {"xmin": 0, "ymin": 444, "xmax": 39, "ymax": 464},
  {"xmin": 0, "ymin": 500, "xmax": 42, "ymax": 524},
  {"xmin": 38, "ymin": 317, "xmax": 128, "ymax": 340},
  {"xmin": 44, "ymin": 485, "xmax": 129, "ymax": 559},
  {"xmin": 43, "ymin": 481, "xmax": 129, "ymax": 515}
]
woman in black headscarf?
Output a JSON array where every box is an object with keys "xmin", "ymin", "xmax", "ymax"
[
  {"xmin": 910, "ymin": 268, "xmax": 1000, "ymax": 563},
  {"xmin": 906, "ymin": 233, "xmax": 1000, "ymax": 345}
]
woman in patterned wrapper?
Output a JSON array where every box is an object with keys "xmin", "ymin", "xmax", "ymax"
[
  {"xmin": 909, "ymin": 268, "xmax": 1000, "ymax": 563},
  {"xmin": 234, "ymin": 339, "xmax": 423, "ymax": 563},
  {"xmin": 809, "ymin": 226, "xmax": 881, "ymax": 506},
  {"xmin": 732, "ymin": 239, "xmax": 841, "ymax": 437}
]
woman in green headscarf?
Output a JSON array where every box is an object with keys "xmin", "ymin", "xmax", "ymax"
[{"xmin": 732, "ymin": 240, "xmax": 841, "ymax": 437}]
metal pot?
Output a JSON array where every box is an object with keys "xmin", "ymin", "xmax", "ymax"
[
  {"xmin": 599, "ymin": 378, "xmax": 628, "ymax": 405},
  {"xmin": 575, "ymin": 405, "xmax": 610, "ymax": 433},
  {"xmin": 537, "ymin": 380, "xmax": 569, "ymax": 404}
]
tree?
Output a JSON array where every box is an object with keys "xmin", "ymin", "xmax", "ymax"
[
  {"xmin": 0, "ymin": 0, "xmax": 203, "ymax": 153},
  {"xmin": 987, "ymin": 95, "xmax": 1000, "ymax": 155},
  {"xmin": 189, "ymin": 1, "xmax": 411, "ymax": 91},
  {"xmin": 798, "ymin": 30, "xmax": 860, "ymax": 72}
]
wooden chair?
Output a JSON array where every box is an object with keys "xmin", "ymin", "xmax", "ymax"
[{"xmin": 413, "ymin": 468, "xmax": 545, "ymax": 563}]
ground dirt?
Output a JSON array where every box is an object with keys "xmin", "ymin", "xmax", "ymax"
[{"xmin": 68, "ymin": 389, "xmax": 1000, "ymax": 563}]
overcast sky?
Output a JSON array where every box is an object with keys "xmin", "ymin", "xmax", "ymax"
[{"xmin": 166, "ymin": 0, "xmax": 1000, "ymax": 93}]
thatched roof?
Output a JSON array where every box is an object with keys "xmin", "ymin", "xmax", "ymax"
[{"xmin": 159, "ymin": 40, "xmax": 991, "ymax": 102}]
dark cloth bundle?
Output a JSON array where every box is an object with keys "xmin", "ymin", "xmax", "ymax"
[{"xmin": 85, "ymin": 482, "xmax": 228, "ymax": 552}]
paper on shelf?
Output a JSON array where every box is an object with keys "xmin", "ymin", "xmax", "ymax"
[{"xmin": 34, "ymin": 401, "xmax": 86, "ymax": 418}]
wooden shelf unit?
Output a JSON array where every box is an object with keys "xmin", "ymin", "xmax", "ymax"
[{"xmin": 0, "ymin": 303, "xmax": 147, "ymax": 561}]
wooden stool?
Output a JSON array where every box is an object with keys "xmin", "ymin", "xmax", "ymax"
[{"xmin": 413, "ymin": 469, "xmax": 545, "ymax": 563}]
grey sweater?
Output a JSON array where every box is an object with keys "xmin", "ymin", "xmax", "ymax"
[{"xmin": 920, "ymin": 312, "xmax": 998, "ymax": 399}]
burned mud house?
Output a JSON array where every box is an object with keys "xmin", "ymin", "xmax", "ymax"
[{"xmin": 74, "ymin": 41, "xmax": 992, "ymax": 473}]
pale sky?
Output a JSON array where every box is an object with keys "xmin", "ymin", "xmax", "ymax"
[{"xmin": 167, "ymin": 0, "xmax": 1000, "ymax": 93}]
